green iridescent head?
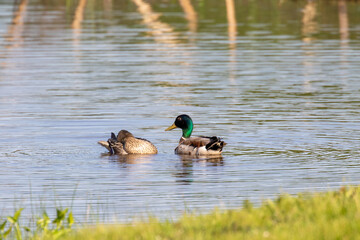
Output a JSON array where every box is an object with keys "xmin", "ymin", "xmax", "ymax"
[{"xmin": 165, "ymin": 114, "xmax": 193, "ymax": 138}]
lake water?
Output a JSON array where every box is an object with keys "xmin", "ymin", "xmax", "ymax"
[{"xmin": 1, "ymin": 0, "xmax": 360, "ymax": 223}]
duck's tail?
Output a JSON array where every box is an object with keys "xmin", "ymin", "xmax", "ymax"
[
  {"xmin": 205, "ymin": 137, "xmax": 226, "ymax": 152},
  {"xmin": 98, "ymin": 132, "xmax": 119, "ymax": 155},
  {"xmin": 98, "ymin": 141, "xmax": 110, "ymax": 150},
  {"xmin": 106, "ymin": 132, "xmax": 118, "ymax": 155}
]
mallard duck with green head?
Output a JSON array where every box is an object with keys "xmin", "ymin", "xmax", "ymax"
[
  {"xmin": 98, "ymin": 130, "xmax": 158, "ymax": 155},
  {"xmin": 165, "ymin": 114, "xmax": 226, "ymax": 155}
]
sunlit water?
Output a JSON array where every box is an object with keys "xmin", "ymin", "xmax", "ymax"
[{"xmin": 1, "ymin": 0, "xmax": 360, "ymax": 222}]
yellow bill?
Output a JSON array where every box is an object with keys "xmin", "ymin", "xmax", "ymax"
[{"xmin": 165, "ymin": 123, "xmax": 177, "ymax": 131}]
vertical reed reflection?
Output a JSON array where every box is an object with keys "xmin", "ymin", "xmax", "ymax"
[
  {"xmin": 302, "ymin": 0, "xmax": 317, "ymax": 43},
  {"xmin": 226, "ymin": 0, "xmax": 237, "ymax": 85},
  {"xmin": 132, "ymin": 0, "xmax": 178, "ymax": 45},
  {"xmin": 226, "ymin": 0, "xmax": 237, "ymax": 49},
  {"xmin": 103, "ymin": 0, "xmax": 113, "ymax": 16},
  {"xmin": 179, "ymin": 0, "xmax": 198, "ymax": 33},
  {"xmin": 301, "ymin": 45, "xmax": 315, "ymax": 95},
  {"xmin": 338, "ymin": 0, "xmax": 349, "ymax": 84},
  {"xmin": 338, "ymin": 0, "xmax": 349, "ymax": 41},
  {"xmin": 72, "ymin": 0, "xmax": 87, "ymax": 54},
  {"xmin": 5, "ymin": 0, "xmax": 27, "ymax": 49},
  {"xmin": 72, "ymin": 0, "xmax": 87, "ymax": 30},
  {"xmin": 301, "ymin": 1, "xmax": 317, "ymax": 95}
]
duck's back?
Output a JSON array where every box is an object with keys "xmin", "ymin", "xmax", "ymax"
[{"xmin": 123, "ymin": 137, "xmax": 158, "ymax": 154}]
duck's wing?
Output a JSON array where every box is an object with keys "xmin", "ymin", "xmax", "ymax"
[{"xmin": 180, "ymin": 136, "xmax": 212, "ymax": 148}]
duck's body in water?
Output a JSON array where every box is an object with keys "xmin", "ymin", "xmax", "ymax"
[
  {"xmin": 98, "ymin": 130, "xmax": 158, "ymax": 155},
  {"xmin": 165, "ymin": 114, "xmax": 226, "ymax": 155}
]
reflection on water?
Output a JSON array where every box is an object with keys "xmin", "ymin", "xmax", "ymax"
[
  {"xmin": 1, "ymin": 0, "xmax": 360, "ymax": 222},
  {"xmin": 72, "ymin": 0, "xmax": 87, "ymax": 30},
  {"xmin": 132, "ymin": 0, "xmax": 179, "ymax": 45},
  {"xmin": 5, "ymin": 0, "xmax": 27, "ymax": 49},
  {"xmin": 174, "ymin": 155, "xmax": 224, "ymax": 185},
  {"xmin": 178, "ymin": 155, "xmax": 224, "ymax": 168},
  {"xmin": 338, "ymin": 0, "xmax": 349, "ymax": 41},
  {"xmin": 226, "ymin": 0, "xmax": 237, "ymax": 85},
  {"xmin": 72, "ymin": 0, "xmax": 86, "ymax": 50},
  {"xmin": 226, "ymin": 0, "xmax": 236, "ymax": 49},
  {"xmin": 107, "ymin": 154, "xmax": 155, "ymax": 165},
  {"xmin": 302, "ymin": 0, "xmax": 317, "ymax": 43},
  {"xmin": 179, "ymin": 0, "xmax": 197, "ymax": 33}
]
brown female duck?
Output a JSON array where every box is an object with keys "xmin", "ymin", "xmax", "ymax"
[{"xmin": 98, "ymin": 130, "xmax": 158, "ymax": 155}]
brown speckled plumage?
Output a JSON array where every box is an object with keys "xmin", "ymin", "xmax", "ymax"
[{"xmin": 98, "ymin": 130, "xmax": 158, "ymax": 155}]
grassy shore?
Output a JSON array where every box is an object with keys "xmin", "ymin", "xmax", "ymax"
[
  {"xmin": 61, "ymin": 186, "xmax": 360, "ymax": 240},
  {"xmin": 2, "ymin": 186, "xmax": 360, "ymax": 239}
]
